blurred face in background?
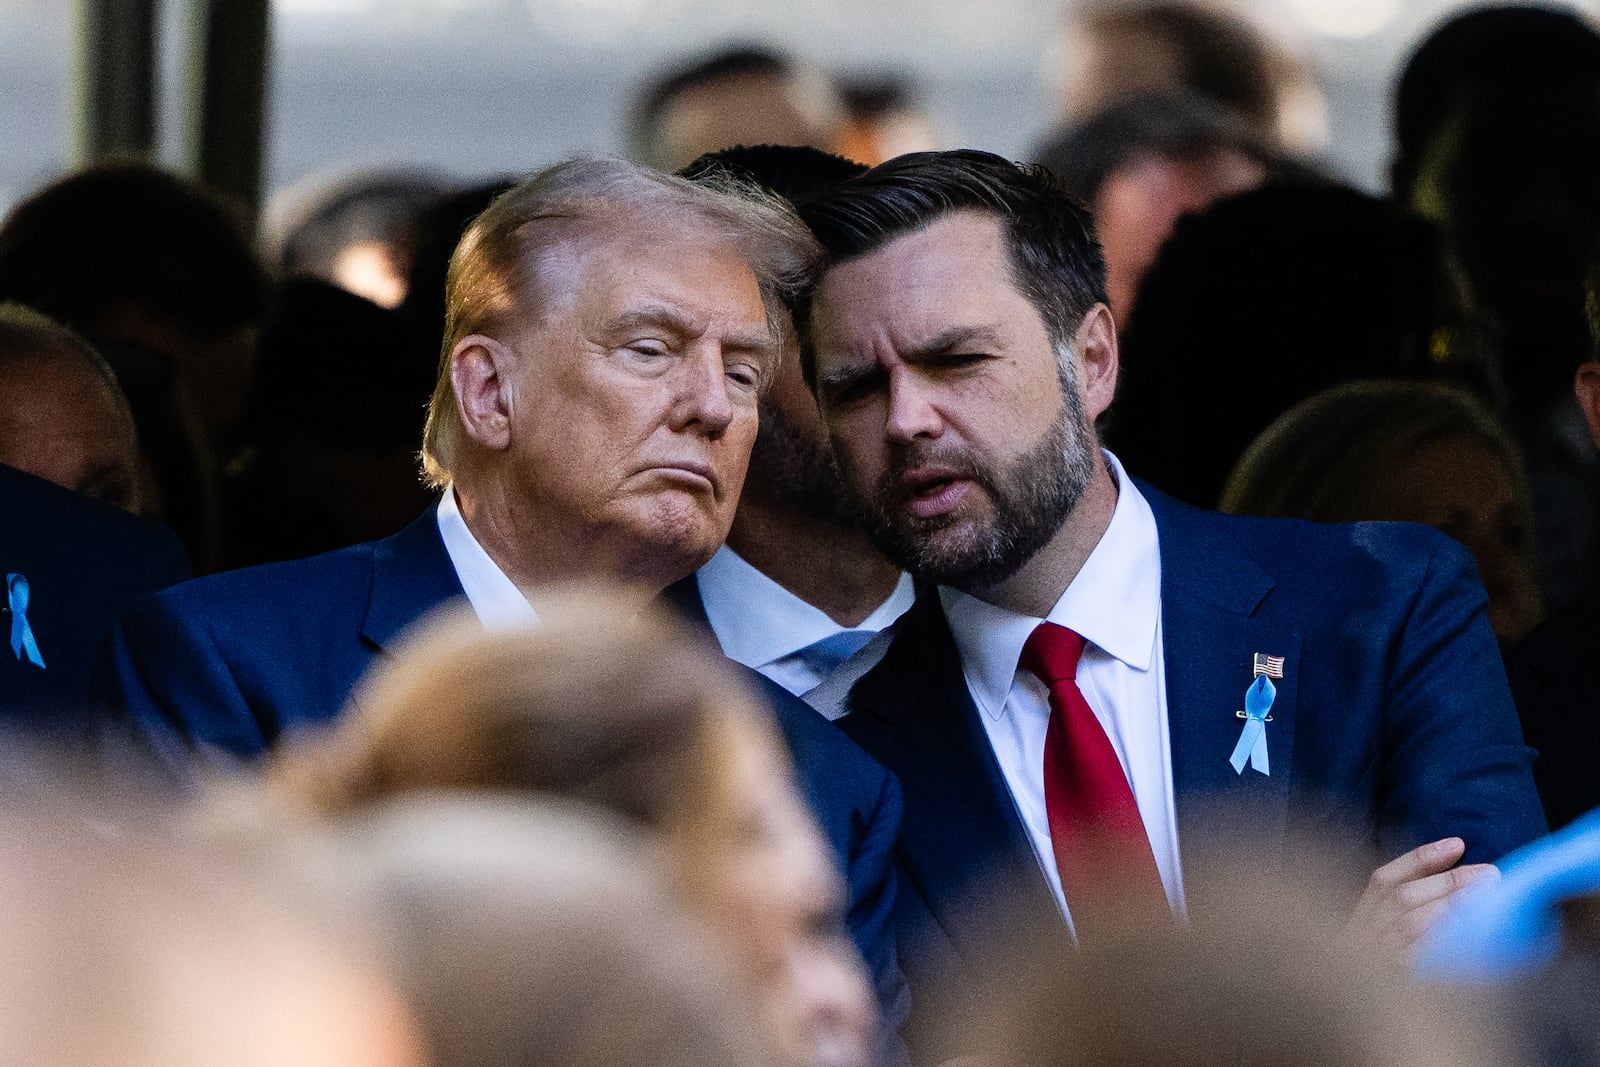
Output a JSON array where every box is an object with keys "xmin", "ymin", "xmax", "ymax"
[
  {"xmin": 1375, "ymin": 433, "xmax": 1542, "ymax": 643},
  {"xmin": 677, "ymin": 708, "xmax": 877, "ymax": 1067},
  {"xmin": 0, "ymin": 357, "xmax": 141, "ymax": 511},
  {"xmin": 652, "ymin": 72, "xmax": 844, "ymax": 174},
  {"xmin": 1054, "ymin": 24, "xmax": 1184, "ymax": 125},
  {"xmin": 1094, "ymin": 148, "xmax": 1265, "ymax": 322}
]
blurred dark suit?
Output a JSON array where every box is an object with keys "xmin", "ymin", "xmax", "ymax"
[{"xmin": 0, "ymin": 463, "xmax": 189, "ymax": 731}]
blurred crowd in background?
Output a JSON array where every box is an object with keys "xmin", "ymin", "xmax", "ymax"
[{"xmin": 4, "ymin": 0, "xmax": 1600, "ymax": 1065}]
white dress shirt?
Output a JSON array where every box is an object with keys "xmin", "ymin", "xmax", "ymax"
[
  {"xmin": 697, "ymin": 545, "xmax": 915, "ymax": 699},
  {"xmin": 435, "ymin": 486, "xmax": 540, "ymax": 629},
  {"xmin": 941, "ymin": 452, "xmax": 1185, "ymax": 932}
]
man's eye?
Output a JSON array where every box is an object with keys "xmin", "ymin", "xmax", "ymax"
[
  {"xmin": 726, "ymin": 364, "xmax": 760, "ymax": 389},
  {"xmin": 940, "ymin": 351, "xmax": 987, "ymax": 367},
  {"xmin": 829, "ymin": 383, "xmax": 866, "ymax": 406},
  {"xmin": 826, "ymin": 375, "xmax": 881, "ymax": 408}
]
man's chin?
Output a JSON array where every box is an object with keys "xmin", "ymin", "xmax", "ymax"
[
  {"xmin": 618, "ymin": 500, "xmax": 728, "ymax": 590},
  {"xmin": 872, "ymin": 515, "xmax": 1003, "ymax": 587}
]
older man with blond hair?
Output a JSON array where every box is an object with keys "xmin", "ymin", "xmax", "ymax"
[{"xmin": 95, "ymin": 158, "xmax": 907, "ymax": 1049}]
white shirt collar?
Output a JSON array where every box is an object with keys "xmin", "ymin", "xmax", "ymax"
[
  {"xmin": 697, "ymin": 545, "xmax": 915, "ymax": 669},
  {"xmin": 941, "ymin": 451, "xmax": 1162, "ymax": 719},
  {"xmin": 436, "ymin": 486, "xmax": 540, "ymax": 629}
]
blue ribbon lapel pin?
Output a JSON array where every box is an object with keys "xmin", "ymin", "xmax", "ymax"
[
  {"xmin": 6, "ymin": 573, "xmax": 46, "ymax": 669},
  {"xmin": 1229, "ymin": 653, "xmax": 1283, "ymax": 775}
]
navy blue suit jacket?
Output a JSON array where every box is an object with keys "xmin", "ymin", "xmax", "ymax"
[
  {"xmin": 838, "ymin": 486, "xmax": 1546, "ymax": 1056},
  {"xmin": 1, "ymin": 464, "xmax": 189, "ymax": 731},
  {"xmin": 94, "ymin": 509, "xmax": 906, "ymax": 1028}
]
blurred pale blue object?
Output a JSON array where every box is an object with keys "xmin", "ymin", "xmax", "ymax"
[{"xmin": 1415, "ymin": 806, "xmax": 1600, "ymax": 984}]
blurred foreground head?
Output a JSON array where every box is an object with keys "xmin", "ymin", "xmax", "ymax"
[
  {"xmin": 953, "ymin": 845, "xmax": 1511, "ymax": 1067},
  {"xmin": 0, "ymin": 747, "xmax": 424, "ymax": 1067},
  {"xmin": 329, "ymin": 793, "xmax": 777, "ymax": 1067},
  {"xmin": 273, "ymin": 586, "xmax": 877, "ymax": 1067}
]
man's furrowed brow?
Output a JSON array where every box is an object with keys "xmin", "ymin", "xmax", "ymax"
[
  {"xmin": 905, "ymin": 324, "xmax": 1005, "ymax": 360},
  {"xmin": 817, "ymin": 358, "xmax": 885, "ymax": 395}
]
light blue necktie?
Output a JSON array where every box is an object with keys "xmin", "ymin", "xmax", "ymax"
[
  {"xmin": 796, "ymin": 629, "xmax": 876, "ymax": 677},
  {"xmin": 7, "ymin": 573, "xmax": 45, "ymax": 669}
]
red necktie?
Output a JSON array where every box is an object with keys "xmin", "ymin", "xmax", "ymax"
[{"xmin": 1018, "ymin": 621, "xmax": 1167, "ymax": 937}]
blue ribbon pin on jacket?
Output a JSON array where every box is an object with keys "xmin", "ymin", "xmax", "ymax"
[
  {"xmin": 1229, "ymin": 674, "xmax": 1274, "ymax": 775},
  {"xmin": 7, "ymin": 573, "xmax": 46, "ymax": 669}
]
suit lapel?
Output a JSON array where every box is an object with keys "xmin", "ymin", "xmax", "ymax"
[
  {"xmin": 361, "ymin": 507, "xmax": 468, "ymax": 653},
  {"xmin": 852, "ymin": 594, "xmax": 1065, "ymax": 959},
  {"xmin": 1143, "ymin": 486, "xmax": 1300, "ymax": 894}
]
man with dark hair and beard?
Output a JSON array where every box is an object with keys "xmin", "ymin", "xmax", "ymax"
[
  {"xmin": 666, "ymin": 146, "xmax": 914, "ymax": 704},
  {"xmin": 793, "ymin": 149, "xmax": 1546, "ymax": 1062}
]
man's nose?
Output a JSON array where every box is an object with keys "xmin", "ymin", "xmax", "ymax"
[
  {"xmin": 884, "ymin": 371, "xmax": 943, "ymax": 444},
  {"xmin": 671, "ymin": 343, "xmax": 735, "ymax": 436}
]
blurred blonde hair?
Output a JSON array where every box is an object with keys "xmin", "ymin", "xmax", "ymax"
[
  {"xmin": 958, "ymin": 832, "xmax": 1515, "ymax": 1067},
  {"xmin": 330, "ymin": 793, "xmax": 777, "ymax": 1067},
  {"xmin": 0, "ymin": 741, "xmax": 424, "ymax": 1067},
  {"xmin": 271, "ymin": 585, "xmax": 789, "ymax": 876},
  {"xmin": 1219, "ymin": 378, "xmax": 1531, "ymax": 528}
]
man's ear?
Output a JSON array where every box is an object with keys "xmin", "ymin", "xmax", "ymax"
[
  {"xmin": 450, "ymin": 334, "xmax": 518, "ymax": 452},
  {"xmin": 1575, "ymin": 361, "xmax": 1600, "ymax": 451},
  {"xmin": 1073, "ymin": 302, "xmax": 1119, "ymax": 423}
]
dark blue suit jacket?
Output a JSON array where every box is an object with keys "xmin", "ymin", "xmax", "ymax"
[
  {"xmin": 838, "ymin": 486, "xmax": 1546, "ymax": 1057},
  {"xmin": 1, "ymin": 464, "xmax": 189, "ymax": 731},
  {"xmin": 93, "ymin": 509, "xmax": 906, "ymax": 1031}
]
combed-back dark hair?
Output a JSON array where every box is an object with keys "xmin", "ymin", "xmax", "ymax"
[
  {"xmin": 679, "ymin": 144, "xmax": 867, "ymax": 207},
  {"xmin": 794, "ymin": 149, "xmax": 1106, "ymax": 387}
]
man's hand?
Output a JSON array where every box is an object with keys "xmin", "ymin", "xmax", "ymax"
[{"xmin": 1345, "ymin": 837, "xmax": 1499, "ymax": 964}]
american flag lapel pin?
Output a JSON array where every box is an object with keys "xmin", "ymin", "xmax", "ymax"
[{"xmin": 1253, "ymin": 653, "xmax": 1285, "ymax": 679}]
